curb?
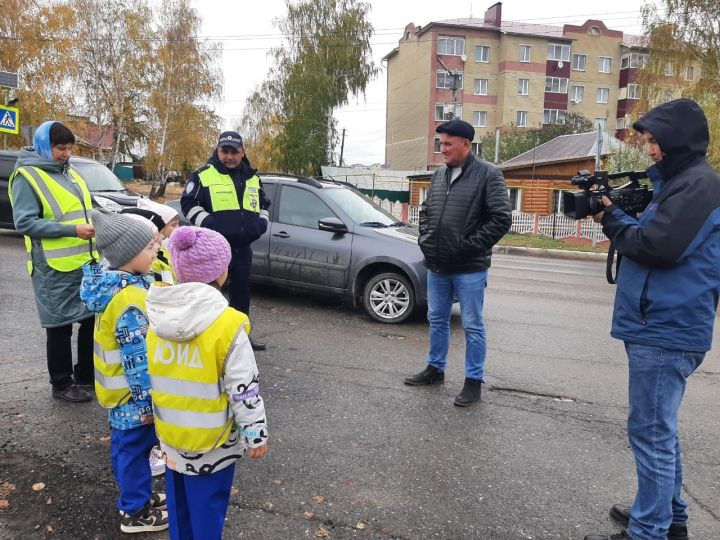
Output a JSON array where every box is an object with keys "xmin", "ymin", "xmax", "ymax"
[{"xmin": 493, "ymin": 244, "xmax": 607, "ymax": 261}]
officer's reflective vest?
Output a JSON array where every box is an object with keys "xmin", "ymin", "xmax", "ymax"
[
  {"xmin": 197, "ymin": 165, "xmax": 262, "ymax": 213},
  {"xmin": 147, "ymin": 308, "xmax": 251, "ymax": 453},
  {"xmin": 9, "ymin": 166, "xmax": 99, "ymax": 275},
  {"xmin": 151, "ymin": 247, "xmax": 176, "ymax": 285},
  {"xmin": 93, "ymin": 284, "xmax": 149, "ymax": 408}
]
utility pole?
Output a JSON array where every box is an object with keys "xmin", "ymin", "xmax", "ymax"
[
  {"xmin": 436, "ymin": 56, "xmax": 461, "ymax": 119},
  {"xmin": 339, "ymin": 128, "xmax": 346, "ymax": 166}
]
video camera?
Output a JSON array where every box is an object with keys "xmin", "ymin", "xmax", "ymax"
[{"xmin": 562, "ymin": 170, "xmax": 652, "ymax": 220}]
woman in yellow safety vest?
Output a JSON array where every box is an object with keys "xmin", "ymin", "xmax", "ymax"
[{"xmin": 9, "ymin": 121, "xmax": 99, "ymax": 403}]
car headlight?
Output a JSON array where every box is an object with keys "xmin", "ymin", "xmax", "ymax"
[{"xmin": 94, "ymin": 196, "xmax": 124, "ymax": 212}]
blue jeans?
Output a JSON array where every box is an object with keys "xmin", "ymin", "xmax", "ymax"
[
  {"xmin": 166, "ymin": 464, "xmax": 236, "ymax": 540},
  {"xmin": 110, "ymin": 424, "xmax": 159, "ymax": 514},
  {"xmin": 426, "ymin": 269, "xmax": 488, "ymax": 381},
  {"xmin": 625, "ymin": 343, "xmax": 704, "ymax": 540}
]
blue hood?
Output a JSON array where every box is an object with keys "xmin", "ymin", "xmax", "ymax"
[
  {"xmin": 80, "ymin": 263, "xmax": 153, "ymax": 313},
  {"xmin": 33, "ymin": 121, "xmax": 58, "ymax": 162}
]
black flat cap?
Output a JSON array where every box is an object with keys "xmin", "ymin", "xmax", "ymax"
[{"xmin": 436, "ymin": 119, "xmax": 475, "ymax": 141}]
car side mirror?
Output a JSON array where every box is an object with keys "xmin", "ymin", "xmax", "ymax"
[{"xmin": 318, "ymin": 217, "xmax": 348, "ymax": 234}]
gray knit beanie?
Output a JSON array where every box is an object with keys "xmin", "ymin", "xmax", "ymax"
[{"xmin": 91, "ymin": 210, "xmax": 157, "ymax": 268}]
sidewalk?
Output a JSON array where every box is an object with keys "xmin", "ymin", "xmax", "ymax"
[{"xmin": 493, "ymin": 244, "xmax": 608, "ymax": 261}]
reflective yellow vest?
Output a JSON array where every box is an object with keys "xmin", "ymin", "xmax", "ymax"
[
  {"xmin": 151, "ymin": 247, "xmax": 176, "ymax": 285},
  {"xmin": 147, "ymin": 308, "xmax": 251, "ymax": 453},
  {"xmin": 197, "ymin": 165, "xmax": 262, "ymax": 213},
  {"xmin": 9, "ymin": 165, "xmax": 99, "ymax": 275},
  {"xmin": 93, "ymin": 284, "xmax": 149, "ymax": 408}
]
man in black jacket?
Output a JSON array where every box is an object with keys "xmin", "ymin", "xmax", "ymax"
[
  {"xmin": 181, "ymin": 131, "xmax": 270, "ymax": 351},
  {"xmin": 404, "ymin": 119, "xmax": 512, "ymax": 406}
]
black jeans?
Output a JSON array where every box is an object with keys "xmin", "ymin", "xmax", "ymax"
[
  {"xmin": 227, "ymin": 246, "xmax": 252, "ymax": 315},
  {"xmin": 46, "ymin": 317, "xmax": 94, "ymax": 389}
]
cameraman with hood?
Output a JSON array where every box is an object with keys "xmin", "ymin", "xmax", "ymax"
[{"xmin": 585, "ymin": 100, "xmax": 720, "ymax": 540}]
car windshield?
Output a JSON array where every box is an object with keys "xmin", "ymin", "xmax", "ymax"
[
  {"xmin": 70, "ymin": 160, "xmax": 126, "ymax": 191},
  {"xmin": 323, "ymin": 186, "xmax": 399, "ymax": 227}
]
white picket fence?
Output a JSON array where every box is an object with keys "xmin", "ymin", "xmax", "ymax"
[
  {"xmin": 372, "ymin": 196, "xmax": 406, "ymax": 221},
  {"xmin": 407, "ymin": 208, "xmax": 608, "ymax": 244}
]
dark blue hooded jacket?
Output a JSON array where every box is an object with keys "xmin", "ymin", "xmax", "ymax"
[
  {"xmin": 602, "ymin": 99, "xmax": 720, "ymax": 351},
  {"xmin": 180, "ymin": 151, "xmax": 270, "ymax": 249}
]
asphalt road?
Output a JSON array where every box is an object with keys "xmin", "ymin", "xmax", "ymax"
[{"xmin": 0, "ymin": 229, "xmax": 718, "ymax": 540}]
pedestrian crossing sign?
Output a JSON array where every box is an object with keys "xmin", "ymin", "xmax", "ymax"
[{"xmin": 0, "ymin": 105, "xmax": 19, "ymax": 135}]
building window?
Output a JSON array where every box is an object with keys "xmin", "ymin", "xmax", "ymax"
[
  {"xmin": 518, "ymin": 78, "xmax": 529, "ymax": 95},
  {"xmin": 508, "ymin": 188, "xmax": 522, "ymax": 211},
  {"xmin": 475, "ymin": 45, "xmax": 490, "ymax": 63},
  {"xmin": 473, "ymin": 78, "xmax": 488, "ymax": 95},
  {"xmin": 572, "ymin": 54, "xmax": 587, "ymax": 71},
  {"xmin": 472, "ymin": 111, "xmax": 487, "ymax": 127},
  {"xmin": 571, "ymin": 85, "xmax": 584, "ymax": 103},
  {"xmin": 433, "ymin": 137, "xmax": 441, "ymax": 153},
  {"xmin": 516, "ymin": 111, "xmax": 528, "ymax": 127},
  {"xmin": 435, "ymin": 103, "xmax": 462, "ymax": 121},
  {"xmin": 437, "ymin": 36, "xmax": 465, "ymax": 56},
  {"xmin": 543, "ymin": 109, "xmax": 566, "ymax": 125},
  {"xmin": 520, "ymin": 45, "xmax": 531, "ymax": 63},
  {"xmin": 627, "ymin": 84, "xmax": 641, "ymax": 99},
  {"xmin": 547, "ymin": 43, "xmax": 570, "ymax": 61},
  {"xmin": 621, "ymin": 53, "xmax": 648, "ymax": 69},
  {"xmin": 436, "ymin": 70, "xmax": 463, "ymax": 89},
  {"xmin": 664, "ymin": 62, "xmax": 674, "ymax": 76},
  {"xmin": 616, "ymin": 117, "xmax": 628, "ymax": 130},
  {"xmin": 596, "ymin": 87, "xmax": 609, "ymax": 103},
  {"xmin": 545, "ymin": 77, "xmax": 568, "ymax": 94},
  {"xmin": 419, "ymin": 187, "xmax": 428, "ymax": 204},
  {"xmin": 598, "ymin": 57, "xmax": 612, "ymax": 73},
  {"xmin": 685, "ymin": 66, "xmax": 694, "ymax": 81},
  {"xmin": 595, "ymin": 118, "xmax": 607, "ymax": 132},
  {"xmin": 471, "ymin": 142, "xmax": 482, "ymax": 157},
  {"xmin": 588, "ymin": 26, "xmax": 601, "ymax": 36}
]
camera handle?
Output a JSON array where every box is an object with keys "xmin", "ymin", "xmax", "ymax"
[{"xmin": 606, "ymin": 242, "xmax": 622, "ymax": 284}]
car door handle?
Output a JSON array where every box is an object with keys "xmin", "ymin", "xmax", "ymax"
[{"xmin": 272, "ymin": 231, "xmax": 290, "ymax": 238}]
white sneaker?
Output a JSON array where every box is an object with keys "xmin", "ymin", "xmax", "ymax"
[{"xmin": 149, "ymin": 446, "xmax": 165, "ymax": 477}]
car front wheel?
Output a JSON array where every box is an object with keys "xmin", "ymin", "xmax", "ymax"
[{"xmin": 362, "ymin": 272, "xmax": 415, "ymax": 324}]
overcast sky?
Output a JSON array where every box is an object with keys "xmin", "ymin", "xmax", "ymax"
[{"xmin": 191, "ymin": 0, "xmax": 649, "ymax": 166}]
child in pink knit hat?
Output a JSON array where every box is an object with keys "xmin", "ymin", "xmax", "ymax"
[{"xmin": 145, "ymin": 226, "xmax": 268, "ymax": 540}]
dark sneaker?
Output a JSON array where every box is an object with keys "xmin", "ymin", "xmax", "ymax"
[
  {"xmin": 404, "ymin": 365, "xmax": 444, "ymax": 386},
  {"xmin": 584, "ymin": 531, "xmax": 630, "ymax": 540},
  {"xmin": 120, "ymin": 503, "xmax": 168, "ymax": 534},
  {"xmin": 453, "ymin": 377, "xmax": 482, "ymax": 407},
  {"xmin": 611, "ymin": 504, "xmax": 689, "ymax": 540},
  {"xmin": 149, "ymin": 492, "xmax": 167, "ymax": 511},
  {"xmin": 52, "ymin": 384, "xmax": 92, "ymax": 403},
  {"xmin": 250, "ymin": 337, "xmax": 266, "ymax": 351}
]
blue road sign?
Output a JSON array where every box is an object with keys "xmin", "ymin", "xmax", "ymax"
[{"xmin": 0, "ymin": 105, "xmax": 19, "ymax": 135}]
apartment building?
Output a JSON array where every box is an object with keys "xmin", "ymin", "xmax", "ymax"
[{"xmin": 384, "ymin": 2, "xmax": 651, "ymax": 170}]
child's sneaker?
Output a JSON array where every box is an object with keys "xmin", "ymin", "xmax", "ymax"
[
  {"xmin": 149, "ymin": 445, "xmax": 165, "ymax": 477},
  {"xmin": 120, "ymin": 504, "xmax": 168, "ymax": 534},
  {"xmin": 149, "ymin": 492, "xmax": 167, "ymax": 511}
]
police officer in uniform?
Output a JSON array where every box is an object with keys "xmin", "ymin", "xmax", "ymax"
[{"xmin": 181, "ymin": 131, "xmax": 270, "ymax": 350}]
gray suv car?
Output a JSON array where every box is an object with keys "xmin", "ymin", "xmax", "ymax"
[{"xmin": 169, "ymin": 174, "xmax": 427, "ymax": 323}]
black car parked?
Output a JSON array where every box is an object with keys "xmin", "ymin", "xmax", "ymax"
[
  {"xmin": 168, "ymin": 174, "xmax": 428, "ymax": 324},
  {"xmin": 0, "ymin": 150, "xmax": 140, "ymax": 229}
]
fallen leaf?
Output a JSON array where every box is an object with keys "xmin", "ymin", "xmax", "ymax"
[
  {"xmin": 354, "ymin": 521, "xmax": 367, "ymax": 530},
  {"xmin": 314, "ymin": 527, "xmax": 330, "ymax": 538},
  {"xmin": 327, "ymin": 502, "xmax": 334, "ymax": 508},
  {"xmin": 0, "ymin": 482, "xmax": 15, "ymax": 498},
  {"xmin": 304, "ymin": 511, "xmax": 315, "ymax": 519},
  {"xmin": 46, "ymin": 525, "xmax": 53, "ymax": 533},
  {"xmin": 264, "ymin": 501, "xmax": 274, "ymax": 510},
  {"xmin": 99, "ymin": 436, "xmax": 110, "ymax": 443},
  {"xmin": 0, "ymin": 500, "xmax": 9, "ymax": 510},
  {"xmin": 32, "ymin": 483, "xmax": 45, "ymax": 491},
  {"xmin": 272, "ymin": 479, "xmax": 283, "ymax": 486},
  {"xmin": 312, "ymin": 495, "xmax": 324, "ymax": 504},
  {"xmin": 230, "ymin": 487, "xmax": 239, "ymax": 496}
]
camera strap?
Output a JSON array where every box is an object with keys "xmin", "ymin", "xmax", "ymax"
[{"xmin": 606, "ymin": 242, "xmax": 622, "ymax": 284}]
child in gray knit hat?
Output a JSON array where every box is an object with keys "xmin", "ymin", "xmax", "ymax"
[{"xmin": 79, "ymin": 210, "xmax": 169, "ymax": 534}]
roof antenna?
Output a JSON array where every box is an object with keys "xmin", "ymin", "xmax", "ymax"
[{"xmin": 469, "ymin": 2, "xmax": 473, "ymax": 18}]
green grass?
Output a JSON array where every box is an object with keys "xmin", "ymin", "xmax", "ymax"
[{"xmin": 498, "ymin": 232, "xmax": 608, "ymax": 253}]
